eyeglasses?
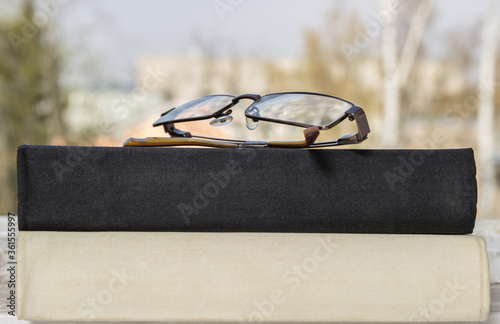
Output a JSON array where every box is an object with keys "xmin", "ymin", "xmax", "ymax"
[{"xmin": 123, "ymin": 92, "xmax": 370, "ymax": 148}]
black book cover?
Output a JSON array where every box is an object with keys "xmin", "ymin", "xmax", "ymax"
[{"xmin": 17, "ymin": 145, "xmax": 477, "ymax": 234}]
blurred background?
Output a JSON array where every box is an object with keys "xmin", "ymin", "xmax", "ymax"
[{"xmin": 0, "ymin": 0, "xmax": 499, "ymax": 219}]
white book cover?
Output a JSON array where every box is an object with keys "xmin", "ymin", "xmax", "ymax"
[{"xmin": 17, "ymin": 232, "xmax": 490, "ymax": 322}]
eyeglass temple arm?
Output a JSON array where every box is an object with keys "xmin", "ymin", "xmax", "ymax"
[
  {"xmin": 123, "ymin": 137, "xmax": 240, "ymax": 148},
  {"xmin": 267, "ymin": 126, "xmax": 319, "ymax": 148},
  {"xmin": 122, "ymin": 127, "xmax": 320, "ymax": 148}
]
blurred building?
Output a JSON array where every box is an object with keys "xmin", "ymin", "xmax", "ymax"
[
  {"xmin": 135, "ymin": 54, "xmax": 282, "ymax": 100},
  {"xmin": 135, "ymin": 55, "xmax": 465, "ymax": 103}
]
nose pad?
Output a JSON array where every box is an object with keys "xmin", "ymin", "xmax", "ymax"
[
  {"xmin": 246, "ymin": 117, "xmax": 259, "ymax": 130},
  {"xmin": 210, "ymin": 115, "xmax": 233, "ymax": 126}
]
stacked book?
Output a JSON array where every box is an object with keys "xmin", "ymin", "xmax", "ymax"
[{"xmin": 16, "ymin": 145, "xmax": 490, "ymax": 321}]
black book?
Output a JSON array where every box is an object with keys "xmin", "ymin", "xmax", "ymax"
[{"xmin": 17, "ymin": 145, "xmax": 477, "ymax": 234}]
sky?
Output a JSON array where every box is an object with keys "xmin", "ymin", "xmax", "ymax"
[{"xmin": 3, "ymin": 0, "xmax": 496, "ymax": 86}]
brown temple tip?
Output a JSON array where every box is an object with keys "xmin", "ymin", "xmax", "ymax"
[
  {"xmin": 303, "ymin": 126, "xmax": 320, "ymax": 147},
  {"xmin": 122, "ymin": 138, "xmax": 142, "ymax": 147}
]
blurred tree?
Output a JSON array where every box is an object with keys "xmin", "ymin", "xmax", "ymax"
[
  {"xmin": 477, "ymin": 9, "xmax": 498, "ymax": 219},
  {"xmin": 303, "ymin": 30, "xmax": 334, "ymax": 94},
  {"xmin": 380, "ymin": 0, "xmax": 400, "ymax": 148},
  {"xmin": 0, "ymin": 0, "xmax": 67, "ymax": 213},
  {"xmin": 381, "ymin": 0, "xmax": 433, "ymax": 148}
]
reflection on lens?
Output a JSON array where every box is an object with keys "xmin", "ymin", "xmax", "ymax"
[
  {"xmin": 154, "ymin": 95, "xmax": 234, "ymax": 126},
  {"xmin": 245, "ymin": 93, "xmax": 352, "ymax": 127}
]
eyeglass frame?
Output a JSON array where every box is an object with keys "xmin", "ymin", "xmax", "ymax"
[{"xmin": 152, "ymin": 92, "xmax": 370, "ymax": 147}]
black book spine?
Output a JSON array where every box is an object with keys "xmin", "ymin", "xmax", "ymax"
[{"xmin": 17, "ymin": 145, "xmax": 477, "ymax": 234}]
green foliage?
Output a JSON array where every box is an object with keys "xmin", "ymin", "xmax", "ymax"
[{"xmin": 0, "ymin": 0, "xmax": 67, "ymax": 213}]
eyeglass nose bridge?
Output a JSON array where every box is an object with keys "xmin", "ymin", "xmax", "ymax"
[
  {"xmin": 216, "ymin": 94, "xmax": 262, "ymax": 118},
  {"xmin": 232, "ymin": 94, "xmax": 261, "ymax": 103}
]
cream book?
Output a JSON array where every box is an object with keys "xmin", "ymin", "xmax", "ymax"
[{"xmin": 17, "ymin": 232, "xmax": 490, "ymax": 322}]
